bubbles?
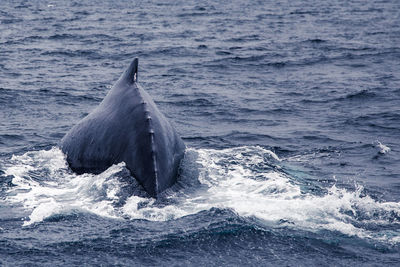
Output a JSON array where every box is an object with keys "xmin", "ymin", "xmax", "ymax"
[
  {"xmin": 3, "ymin": 146, "xmax": 400, "ymax": 244},
  {"xmin": 175, "ymin": 147, "xmax": 400, "ymax": 244},
  {"xmin": 374, "ymin": 140, "xmax": 391, "ymax": 154},
  {"xmin": 5, "ymin": 148, "xmax": 129, "ymax": 225}
]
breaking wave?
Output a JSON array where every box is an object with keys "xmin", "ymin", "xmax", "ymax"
[{"xmin": 3, "ymin": 146, "xmax": 400, "ymax": 244}]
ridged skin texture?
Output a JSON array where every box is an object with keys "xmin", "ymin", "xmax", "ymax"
[{"xmin": 61, "ymin": 59, "xmax": 185, "ymax": 197}]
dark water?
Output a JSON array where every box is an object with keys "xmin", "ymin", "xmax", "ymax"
[{"xmin": 1, "ymin": 0, "xmax": 400, "ymax": 265}]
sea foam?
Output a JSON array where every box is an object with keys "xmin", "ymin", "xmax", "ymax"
[{"xmin": 4, "ymin": 146, "xmax": 400, "ymax": 243}]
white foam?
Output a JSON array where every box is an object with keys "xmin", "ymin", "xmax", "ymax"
[
  {"xmin": 3, "ymin": 146, "xmax": 400, "ymax": 244},
  {"xmin": 117, "ymin": 147, "xmax": 400, "ymax": 243},
  {"xmin": 374, "ymin": 140, "xmax": 391, "ymax": 154},
  {"xmin": 5, "ymin": 148, "xmax": 125, "ymax": 225}
]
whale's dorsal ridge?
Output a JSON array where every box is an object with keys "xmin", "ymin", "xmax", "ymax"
[
  {"xmin": 61, "ymin": 57, "xmax": 185, "ymax": 198},
  {"xmin": 122, "ymin": 58, "xmax": 139, "ymax": 84}
]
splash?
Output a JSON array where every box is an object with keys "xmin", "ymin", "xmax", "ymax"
[
  {"xmin": 374, "ymin": 140, "xmax": 391, "ymax": 154},
  {"xmin": 5, "ymin": 147, "xmax": 126, "ymax": 225},
  {"xmin": 3, "ymin": 146, "xmax": 400, "ymax": 244}
]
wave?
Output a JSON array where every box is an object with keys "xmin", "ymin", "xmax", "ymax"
[
  {"xmin": 344, "ymin": 89, "xmax": 377, "ymax": 100},
  {"xmin": 344, "ymin": 111, "xmax": 400, "ymax": 131},
  {"xmin": 2, "ymin": 146, "xmax": 399, "ymax": 245},
  {"xmin": 204, "ymin": 47, "xmax": 400, "ymax": 71},
  {"xmin": 40, "ymin": 49, "xmax": 103, "ymax": 60}
]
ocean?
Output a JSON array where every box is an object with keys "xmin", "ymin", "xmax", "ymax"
[{"xmin": 1, "ymin": 0, "xmax": 399, "ymax": 265}]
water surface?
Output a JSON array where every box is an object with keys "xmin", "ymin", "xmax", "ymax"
[{"xmin": 1, "ymin": 0, "xmax": 399, "ymax": 265}]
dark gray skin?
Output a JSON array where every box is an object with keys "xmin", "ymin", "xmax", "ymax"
[{"xmin": 60, "ymin": 58, "xmax": 185, "ymax": 198}]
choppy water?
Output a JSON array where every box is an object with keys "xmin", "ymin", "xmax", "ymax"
[{"xmin": 1, "ymin": 0, "xmax": 400, "ymax": 266}]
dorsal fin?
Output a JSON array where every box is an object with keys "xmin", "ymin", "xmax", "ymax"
[{"xmin": 121, "ymin": 58, "xmax": 138, "ymax": 84}]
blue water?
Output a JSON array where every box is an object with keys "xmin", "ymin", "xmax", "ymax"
[{"xmin": 1, "ymin": 0, "xmax": 400, "ymax": 265}]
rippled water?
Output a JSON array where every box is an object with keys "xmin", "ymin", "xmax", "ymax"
[{"xmin": 1, "ymin": 0, "xmax": 400, "ymax": 265}]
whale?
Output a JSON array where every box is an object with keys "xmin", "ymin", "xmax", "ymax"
[{"xmin": 60, "ymin": 58, "xmax": 185, "ymax": 198}]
